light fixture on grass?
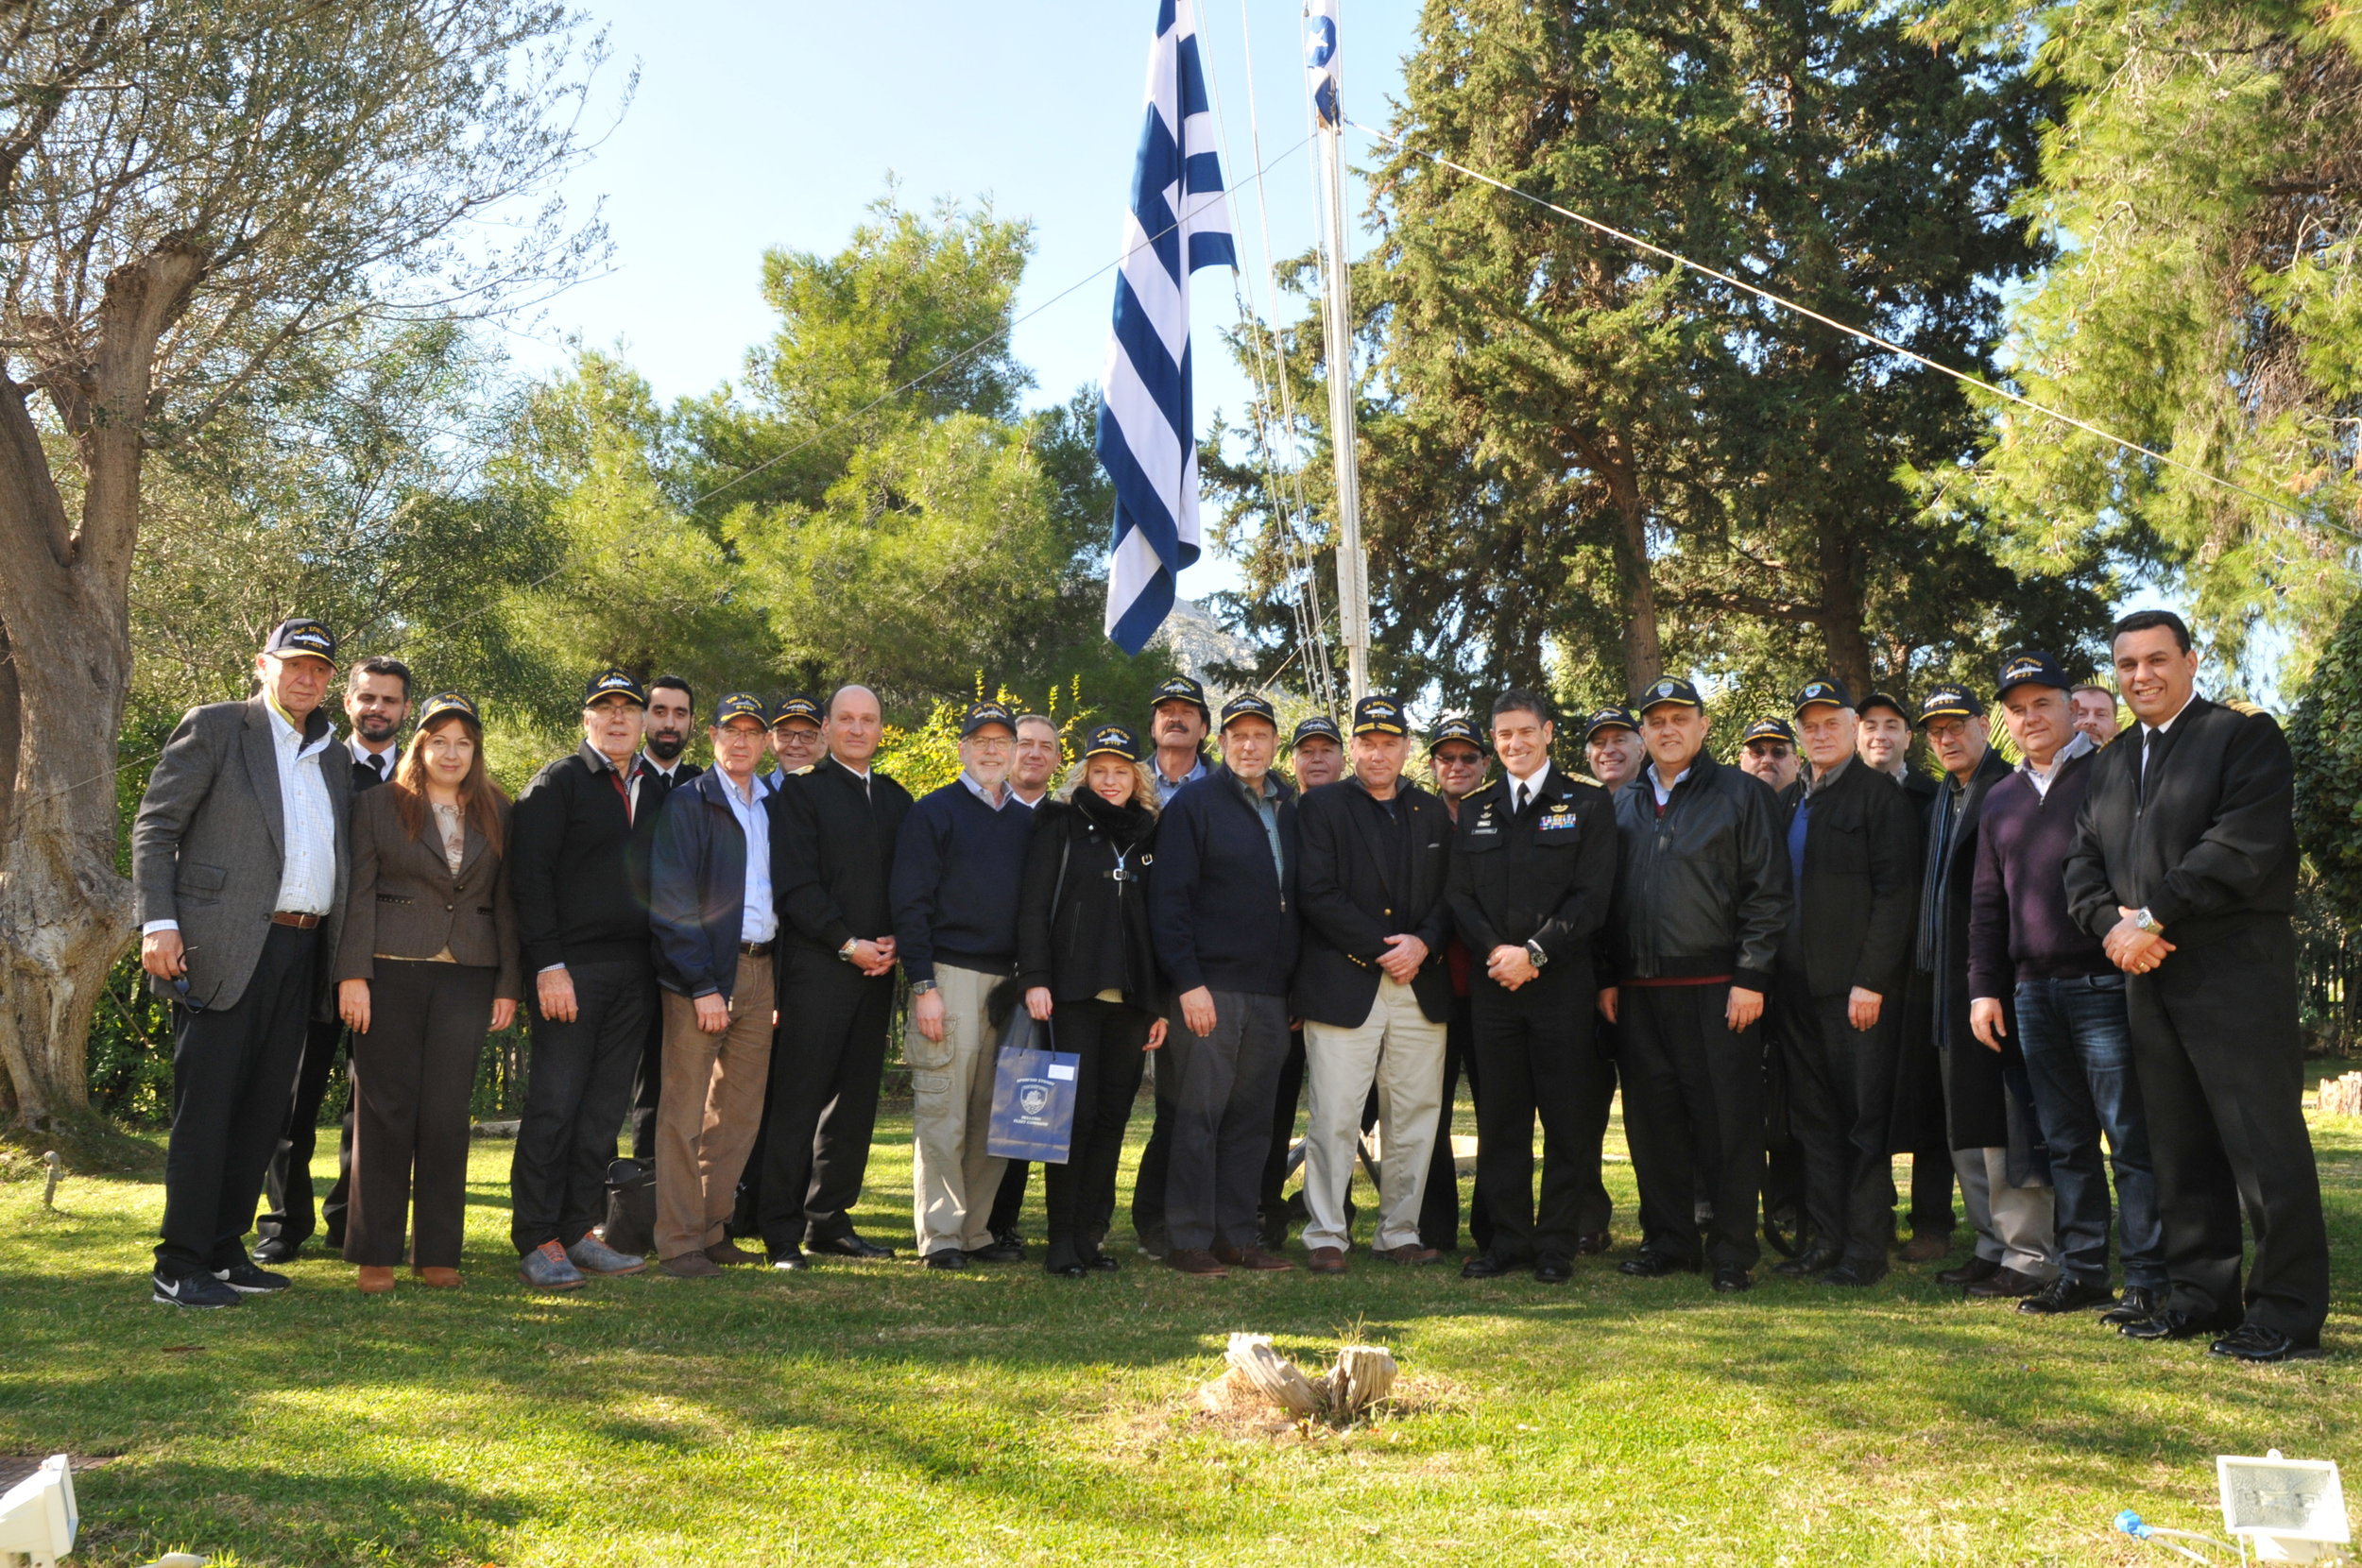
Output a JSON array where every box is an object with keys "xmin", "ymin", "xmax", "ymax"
[
  {"xmin": 2217, "ymin": 1451, "xmax": 2348, "ymax": 1562},
  {"xmin": 0, "ymin": 1454, "xmax": 76, "ymax": 1567}
]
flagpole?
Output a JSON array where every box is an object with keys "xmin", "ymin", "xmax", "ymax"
[{"xmin": 1309, "ymin": 2, "xmax": 1370, "ymax": 706}]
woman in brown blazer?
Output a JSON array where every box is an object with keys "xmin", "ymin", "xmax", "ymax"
[{"xmin": 334, "ymin": 692, "xmax": 522, "ymax": 1292}]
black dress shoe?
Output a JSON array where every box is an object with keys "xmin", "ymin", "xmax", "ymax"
[
  {"xmin": 1461, "ymin": 1253, "xmax": 1517, "ymax": 1280},
  {"xmin": 1964, "ymin": 1267, "xmax": 2047, "ymax": 1299},
  {"xmin": 2208, "ymin": 1322, "xmax": 2324, "ymax": 1363},
  {"xmin": 1617, "ymin": 1251, "xmax": 1697, "ymax": 1278},
  {"xmin": 972, "ymin": 1239, "xmax": 1025, "ymax": 1264},
  {"xmin": 924, "ymin": 1248, "xmax": 968, "ymax": 1270},
  {"xmin": 807, "ymin": 1232, "xmax": 895, "ymax": 1259},
  {"xmin": 1819, "ymin": 1260, "xmax": 1888, "ymax": 1287},
  {"xmin": 1935, "ymin": 1256, "xmax": 2001, "ymax": 1287},
  {"xmin": 251, "ymin": 1238, "xmax": 300, "ymax": 1266},
  {"xmin": 1772, "ymin": 1247, "xmax": 1840, "ymax": 1280},
  {"xmin": 769, "ymin": 1249, "xmax": 808, "ymax": 1271},
  {"xmin": 2099, "ymin": 1285, "xmax": 2163, "ymax": 1328},
  {"xmin": 2121, "ymin": 1308, "xmax": 2236, "ymax": 1341},
  {"xmin": 1574, "ymin": 1231, "xmax": 1613, "ymax": 1256},
  {"xmin": 2018, "ymin": 1276, "xmax": 2117, "ymax": 1315},
  {"xmin": 1084, "ymin": 1251, "xmax": 1121, "ymax": 1273},
  {"xmin": 1533, "ymin": 1255, "xmax": 1573, "ymax": 1284},
  {"xmin": 1712, "ymin": 1267, "xmax": 1753, "ymax": 1294}
]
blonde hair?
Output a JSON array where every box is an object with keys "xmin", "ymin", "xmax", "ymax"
[{"xmin": 1056, "ymin": 755, "xmax": 1160, "ymax": 816}]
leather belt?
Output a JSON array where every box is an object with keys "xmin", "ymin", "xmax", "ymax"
[
  {"xmin": 738, "ymin": 941, "xmax": 774, "ymax": 957},
  {"xmin": 270, "ymin": 912, "xmax": 324, "ymax": 929}
]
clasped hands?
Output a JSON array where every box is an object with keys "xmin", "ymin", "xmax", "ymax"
[{"xmin": 2103, "ymin": 906, "xmax": 2172, "ymax": 975}]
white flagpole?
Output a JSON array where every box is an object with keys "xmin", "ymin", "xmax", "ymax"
[{"xmin": 1309, "ymin": 0, "xmax": 1369, "ymax": 705}]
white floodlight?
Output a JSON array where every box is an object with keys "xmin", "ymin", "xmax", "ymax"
[
  {"xmin": 2217, "ymin": 1451, "xmax": 2349, "ymax": 1563},
  {"xmin": 0, "ymin": 1454, "xmax": 77, "ymax": 1566}
]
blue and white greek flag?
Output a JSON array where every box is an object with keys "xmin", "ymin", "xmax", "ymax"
[
  {"xmin": 1097, "ymin": 0, "xmax": 1237, "ymax": 656},
  {"xmin": 1306, "ymin": 0, "xmax": 1341, "ymax": 128}
]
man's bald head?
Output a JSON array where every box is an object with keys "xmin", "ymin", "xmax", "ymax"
[{"xmin": 827, "ymin": 684, "xmax": 883, "ymax": 767}]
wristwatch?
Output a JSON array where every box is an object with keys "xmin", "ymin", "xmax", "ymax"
[
  {"xmin": 910, "ymin": 980, "xmax": 938, "ymax": 997},
  {"xmin": 2132, "ymin": 908, "xmax": 2164, "ymax": 934},
  {"xmin": 837, "ymin": 937, "xmax": 861, "ymax": 963},
  {"xmin": 1525, "ymin": 940, "xmax": 1549, "ymax": 970}
]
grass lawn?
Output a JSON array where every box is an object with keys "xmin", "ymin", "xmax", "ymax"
[{"xmin": 4, "ymin": 1089, "xmax": 2357, "ymax": 1568}]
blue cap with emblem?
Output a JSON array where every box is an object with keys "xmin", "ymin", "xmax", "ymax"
[
  {"xmin": 712, "ymin": 692, "xmax": 768, "ymax": 727},
  {"xmin": 1994, "ymin": 651, "xmax": 2073, "ymax": 701},
  {"xmin": 1739, "ymin": 716, "xmax": 1795, "ymax": 745},
  {"xmin": 1350, "ymin": 696, "xmax": 1408, "ymax": 737},
  {"xmin": 582, "ymin": 669, "xmax": 648, "ymax": 708},
  {"xmin": 1292, "ymin": 714, "xmax": 1344, "ymax": 746},
  {"xmin": 1791, "ymin": 676, "xmax": 1855, "ymax": 716},
  {"xmin": 414, "ymin": 691, "xmax": 479, "ymax": 729},
  {"xmin": 770, "ymin": 693, "xmax": 823, "ymax": 727},
  {"xmin": 1635, "ymin": 676, "xmax": 1703, "ymax": 713},
  {"xmin": 1858, "ymin": 690, "xmax": 1911, "ymax": 724},
  {"xmin": 1150, "ymin": 674, "xmax": 1211, "ymax": 720},
  {"xmin": 1914, "ymin": 684, "xmax": 1984, "ymax": 725},
  {"xmin": 1427, "ymin": 715, "xmax": 1487, "ymax": 755},
  {"xmin": 264, "ymin": 618, "xmax": 338, "ymax": 667},
  {"xmin": 1083, "ymin": 723, "xmax": 1141, "ymax": 760},
  {"xmin": 1584, "ymin": 705, "xmax": 1641, "ymax": 738},
  {"xmin": 960, "ymin": 700, "xmax": 1018, "ymax": 738},
  {"xmin": 1220, "ymin": 691, "xmax": 1279, "ymax": 729}
]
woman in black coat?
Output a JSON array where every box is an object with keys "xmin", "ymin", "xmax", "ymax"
[{"xmin": 1018, "ymin": 724, "xmax": 1167, "ymax": 1277}]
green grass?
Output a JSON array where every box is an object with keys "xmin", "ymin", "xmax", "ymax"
[{"xmin": 4, "ymin": 1091, "xmax": 2358, "ymax": 1567}]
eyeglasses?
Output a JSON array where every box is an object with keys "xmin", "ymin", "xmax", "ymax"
[{"xmin": 170, "ymin": 956, "xmax": 214, "ymax": 1014}]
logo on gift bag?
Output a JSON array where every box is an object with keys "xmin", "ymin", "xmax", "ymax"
[{"xmin": 1018, "ymin": 1081, "xmax": 1053, "ymax": 1120}]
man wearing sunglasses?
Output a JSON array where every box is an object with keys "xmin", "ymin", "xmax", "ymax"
[{"xmin": 133, "ymin": 619, "xmax": 355, "ymax": 1309}]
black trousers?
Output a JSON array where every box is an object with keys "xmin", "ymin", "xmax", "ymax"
[
  {"xmin": 628, "ymin": 1002, "xmax": 665, "ymax": 1161},
  {"xmin": 987, "ymin": 1158, "xmax": 1029, "ymax": 1236},
  {"xmin": 1469, "ymin": 971, "xmax": 1601, "ymax": 1265},
  {"xmin": 255, "ymin": 1014, "xmax": 354, "ymax": 1253},
  {"xmin": 509, "ymin": 957, "xmax": 653, "ymax": 1254},
  {"xmin": 1258, "ymin": 1027, "xmax": 1309, "ymax": 1219},
  {"xmin": 1041, "ymin": 998, "xmax": 1154, "ymax": 1254},
  {"xmin": 2128, "ymin": 920, "xmax": 2328, "ymax": 1340},
  {"xmin": 757, "ymin": 958, "xmax": 894, "ymax": 1255},
  {"xmin": 1418, "ymin": 995, "xmax": 1491, "ymax": 1253},
  {"xmin": 346, "ymin": 961, "xmax": 495, "ymax": 1270},
  {"xmin": 1618, "ymin": 984, "xmax": 1764, "ymax": 1270},
  {"xmin": 1131, "ymin": 1055, "xmax": 1176, "ymax": 1251},
  {"xmin": 157, "ymin": 923, "xmax": 320, "ymax": 1279},
  {"xmin": 1778, "ymin": 983, "xmax": 1897, "ymax": 1267}
]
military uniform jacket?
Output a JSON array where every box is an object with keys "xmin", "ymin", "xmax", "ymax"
[
  {"xmin": 1291, "ymin": 777, "xmax": 1456, "ymax": 1028},
  {"xmin": 769, "ymin": 757, "xmax": 915, "ymax": 962},
  {"xmin": 1446, "ymin": 765, "xmax": 1618, "ymax": 995}
]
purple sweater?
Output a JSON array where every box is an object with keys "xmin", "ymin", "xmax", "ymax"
[{"xmin": 1967, "ymin": 745, "xmax": 2114, "ymax": 998}]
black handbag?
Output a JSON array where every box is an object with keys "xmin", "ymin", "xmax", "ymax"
[{"xmin": 602, "ymin": 1156, "xmax": 656, "ymax": 1256}]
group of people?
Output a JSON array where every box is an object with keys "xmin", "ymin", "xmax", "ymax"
[{"xmin": 130, "ymin": 609, "xmax": 2330, "ymax": 1364}]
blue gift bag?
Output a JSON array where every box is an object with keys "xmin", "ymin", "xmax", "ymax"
[{"xmin": 986, "ymin": 1013, "xmax": 1081, "ymax": 1164}]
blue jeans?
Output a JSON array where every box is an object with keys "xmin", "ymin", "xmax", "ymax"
[{"xmin": 2012, "ymin": 974, "xmax": 2165, "ymax": 1288}]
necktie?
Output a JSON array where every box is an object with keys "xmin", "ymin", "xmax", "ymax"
[
  {"xmin": 374, "ymin": 755, "xmax": 388, "ymax": 782},
  {"xmin": 610, "ymin": 765, "xmax": 634, "ymax": 825},
  {"xmin": 1514, "ymin": 782, "xmax": 1529, "ymax": 816},
  {"xmin": 2139, "ymin": 728, "xmax": 2154, "ymax": 805}
]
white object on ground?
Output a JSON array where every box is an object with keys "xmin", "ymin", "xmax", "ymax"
[
  {"xmin": 2218, "ymin": 1452, "xmax": 2349, "ymax": 1562},
  {"xmin": 0, "ymin": 1454, "xmax": 76, "ymax": 1566}
]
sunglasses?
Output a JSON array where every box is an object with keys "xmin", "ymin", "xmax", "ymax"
[{"xmin": 170, "ymin": 950, "xmax": 214, "ymax": 1014}]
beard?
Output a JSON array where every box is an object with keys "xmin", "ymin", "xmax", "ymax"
[
  {"xmin": 355, "ymin": 713, "xmax": 401, "ymax": 742},
  {"xmin": 645, "ymin": 729, "xmax": 688, "ymax": 760}
]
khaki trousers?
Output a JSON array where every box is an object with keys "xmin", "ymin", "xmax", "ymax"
[
  {"xmin": 1301, "ymin": 977, "xmax": 1447, "ymax": 1253},
  {"xmin": 655, "ymin": 954, "xmax": 775, "ymax": 1262},
  {"xmin": 908, "ymin": 963, "xmax": 1008, "ymax": 1256}
]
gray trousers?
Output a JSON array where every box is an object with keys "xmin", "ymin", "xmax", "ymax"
[
  {"xmin": 1162, "ymin": 989, "xmax": 1289, "ymax": 1253},
  {"xmin": 1955, "ymin": 1145, "xmax": 2060, "ymax": 1279}
]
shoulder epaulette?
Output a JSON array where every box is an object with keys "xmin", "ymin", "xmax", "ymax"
[
  {"xmin": 791, "ymin": 764, "xmax": 815, "ymax": 775},
  {"xmin": 1567, "ymin": 771, "xmax": 1607, "ymax": 790},
  {"xmin": 2224, "ymin": 699, "xmax": 2267, "ymax": 718}
]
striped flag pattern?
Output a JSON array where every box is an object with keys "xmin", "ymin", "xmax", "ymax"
[{"xmin": 1097, "ymin": 0, "xmax": 1237, "ymax": 655}]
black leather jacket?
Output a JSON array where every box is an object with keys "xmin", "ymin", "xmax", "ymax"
[{"xmin": 1609, "ymin": 753, "xmax": 1790, "ymax": 992}]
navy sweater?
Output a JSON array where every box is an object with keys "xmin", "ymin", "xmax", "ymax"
[
  {"xmin": 1148, "ymin": 765, "xmax": 1298, "ymax": 997},
  {"xmin": 1966, "ymin": 745, "xmax": 2114, "ymax": 998},
  {"xmin": 890, "ymin": 781, "xmax": 1036, "ymax": 984}
]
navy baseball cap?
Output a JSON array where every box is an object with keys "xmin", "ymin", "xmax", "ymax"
[
  {"xmin": 1584, "ymin": 705, "xmax": 1641, "ymax": 738},
  {"xmin": 1220, "ymin": 692, "xmax": 1279, "ymax": 729},
  {"xmin": 1082, "ymin": 724, "xmax": 1141, "ymax": 761},
  {"xmin": 960, "ymin": 700, "xmax": 1018, "ymax": 738},
  {"xmin": 1292, "ymin": 714, "xmax": 1344, "ymax": 746},
  {"xmin": 1857, "ymin": 690, "xmax": 1911, "ymax": 724},
  {"xmin": 1634, "ymin": 676, "xmax": 1703, "ymax": 713},
  {"xmin": 264, "ymin": 618, "xmax": 337, "ymax": 667},
  {"xmin": 1350, "ymin": 696, "xmax": 1409, "ymax": 737},
  {"xmin": 770, "ymin": 693, "xmax": 823, "ymax": 727},
  {"xmin": 1739, "ymin": 717, "xmax": 1795, "ymax": 746},
  {"xmin": 583, "ymin": 669, "xmax": 648, "ymax": 707},
  {"xmin": 712, "ymin": 692, "xmax": 768, "ymax": 727},
  {"xmin": 414, "ymin": 691, "xmax": 480, "ymax": 730},
  {"xmin": 1150, "ymin": 675, "xmax": 1210, "ymax": 717},
  {"xmin": 1792, "ymin": 676, "xmax": 1854, "ymax": 716},
  {"xmin": 1994, "ymin": 652, "xmax": 2073, "ymax": 700},
  {"xmin": 1428, "ymin": 716, "xmax": 1488, "ymax": 755},
  {"xmin": 1915, "ymin": 685, "xmax": 1984, "ymax": 725}
]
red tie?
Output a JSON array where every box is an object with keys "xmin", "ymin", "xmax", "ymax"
[{"xmin": 610, "ymin": 765, "xmax": 634, "ymax": 825}]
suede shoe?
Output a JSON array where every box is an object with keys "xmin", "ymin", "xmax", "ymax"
[
  {"xmin": 567, "ymin": 1235, "xmax": 645, "ymax": 1276},
  {"xmin": 1169, "ymin": 1248, "xmax": 1228, "ymax": 1277},
  {"xmin": 660, "ymin": 1252, "xmax": 723, "ymax": 1278},
  {"xmin": 2120, "ymin": 1308, "xmax": 2237, "ymax": 1342},
  {"xmin": 1896, "ymin": 1230, "xmax": 1952, "ymax": 1264},
  {"xmin": 809, "ymin": 1232, "xmax": 896, "ymax": 1260},
  {"xmin": 1617, "ymin": 1251, "xmax": 1697, "ymax": 1278},
  {"xmin": 2099, "ymin": 1285, "xmax": 2164, "ymax": 1328},
  {"xmin": 214, "ymin": 1261, "xmax": 292, "ymax": 1294},
  {"xmin": 152, "ymin": 1270, "xmax": 240, "ymax": 1308},
  {"xmin": 1214, "ymin": 1243, "xmax": 1294, "ymax": 1272},
  {"xmin": 1935, "ymin": 1256, "xmax": 2001, "ymax": 1287},
  {"xmin": 1712, "ymin": 1267, "xmax": 1753, "ymax": 1294},
  {"xmin": 2017, "ymin": 1276, "xmax": 2117, "ymax": 1315},
  {"xmin": 413, "ymin": 1267, "xmax": 463, "ymax": 1288},
  {"xmin": 1533, "ymin": 1255, "xmax": 1573, "ymax": 1285},
  {"xmin": 1819, "ymin": 1260, "xmax": 1889, "ymax": 1287},
  {"xmin": 356, "ymin": 1266, "xmax": 397, "ymax": 1294},
  {"xmin": 2208, "ymin": 1323, "xmax": 2325, "ymax": 1363},
  {"xmin": 1964, "ymin": 1267, "xmax": 2048, "ymax": 1300},
  {"xmin": 705, "ymin": 1239, "xmax": 762, "ymax": 1267},
  {"xmin": 1307, "ymin": 1246, "xmax": 1348, "ymax": 1275},
  {"xmin": 924, "ymin": 1248, "xmax": 968, "ymax": 1270},
  {"xmin": 520, "ymin": 1240, "xmax": 586, "ymax": 1291},
  {"xmin": 1461, "ymin": 1253, "xmax": 1516, "ymax": 1280},
  {"xmin": 1772, "ymin": 1247, "xmax": 1840, "ymax": 1280},
  {"xmin": 1374, "ymin": 1244, "xmax": 1442, "ymax": 1265}
]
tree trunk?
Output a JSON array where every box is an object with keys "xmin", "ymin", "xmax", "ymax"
[
  {"xmin": 1815, "ymin": 520, "xmax": 1874, "ymax": 698},
  {"xmin": 1590, "ymin": 430, "xmax": 1664, "ymax": 696}
]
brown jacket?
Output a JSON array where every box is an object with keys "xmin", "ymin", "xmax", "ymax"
[{"xmin": 334, "ymin": 786, "xmax": 523, "ymax": 1000}]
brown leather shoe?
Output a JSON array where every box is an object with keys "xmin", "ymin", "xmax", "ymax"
[
  {"xmin": 1574, "ymin": 1230, "xmax": 1613, "ymax": 1255},
  {"xmin": 1937, "ymin": 1255, "xmax": 2002, "ymax": 1287},
  {"xmin": 1214, "ymin": 1244, "xmax": 1295, "ymax": 1272},
  {"xmin": 1168, "ymin": 1248, "xmax": 1229, "ymax": 1277},
  {"xmin": 1307, "ymin": 1246, "xmax": 1348, "ymax": 1274},
  {"xmin": 659, "ymin": 1251, "xmax": 724, "ymax": 1278},
  {"xmin": 1965, "ymin": 1266, "xmax": 2048, "ymax": 1299},
  {"xmin": 411, "ymin": 1267, "xmax": 462, "ymax": 1288},
  {"xmin": 357, "ymin": 1266, "xmax": 396, "ymax": 1294},
  {"xmin": 1374, "ymin": 1244, "xmax": 1442, "ymax": 1265},
  {"xmin": 1897, "ymin": 1230, "xmax": 1952, "ymax": 1264},
  {"xmin": 704, "ymin": 1239, "xmax": 762, "ymax": 1267}
]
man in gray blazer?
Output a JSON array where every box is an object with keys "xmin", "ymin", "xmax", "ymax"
[{"xmin": 133, "ymin": 618, "xmax": 354, "ymax": 1308}]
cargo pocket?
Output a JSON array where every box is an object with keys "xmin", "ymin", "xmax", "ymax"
[
  {"xmin": 904, "ymin": 1018, "xmax": 958, "ymax": 1072},
  {"xmin": 911, "ymin": 1070, "xmax": 954, "ymax": 1101}
]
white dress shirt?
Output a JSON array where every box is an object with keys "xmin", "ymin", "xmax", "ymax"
[
  {"xmin": 1505, "ymin": 758, "xmax": 1553, "ymax": 814},
  {"xmin": 271, "ymin": 704, "xmax": 339, "ymax": 915},
  {"xmin": 353, "ymin": 741, "xmax": 399, "ymax": 786}
]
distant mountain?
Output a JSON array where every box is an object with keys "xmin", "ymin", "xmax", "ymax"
[{"xmin": 1155, "ymin": 598, "xmax": 1261, "ymax": 695}]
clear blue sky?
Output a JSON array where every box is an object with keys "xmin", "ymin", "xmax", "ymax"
[{"xmin": 513, "ymin": 0, "xmax": 1423, "ymax": 603}]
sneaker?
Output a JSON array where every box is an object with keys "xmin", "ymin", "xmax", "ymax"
[
  {"xmin": 520, "ymin": 1239, "xmax": 586, "ymax": 1291},
  {"xmin": 152, "ymin": 1270, "xmax": 241, "ymax": 1308},
  {"xmin": 213, "ymin": 1261, "xmax": 292, "ymax": 1294},
  {"xmin": 567, "ymin": 1235, "xmax": 646, "ymax": 1276}
]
